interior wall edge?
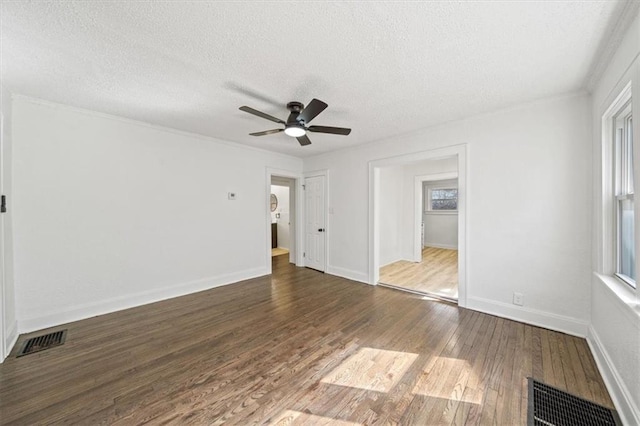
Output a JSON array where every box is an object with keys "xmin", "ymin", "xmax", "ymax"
[
  {"xmin": 17, "ymin": 267, "xmax": 268, "ymax": 334},
  {"xmin": 466, "ymin": 296, "xmax": 589, "ymax": 338},
  {"xmin": 2, "ymin": 321, "xmax": 17, "ymax": 362},
  {"xmin": 587, "ymin": 325, "xmax": 640, "ymax": 426}
]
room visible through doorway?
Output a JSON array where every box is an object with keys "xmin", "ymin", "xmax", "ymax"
[
  {"xmin": 270, "ymin": 177, "xmax": 294, "ymax": 263},
  {"xmin": 377, "ymin": 157, "xmax": 459, "ymax": 302}
]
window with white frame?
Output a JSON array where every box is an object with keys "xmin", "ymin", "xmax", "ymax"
[
  {"xmin": 428, "ymin": 187, "xmax": 458, "ymax": 211},
  {"xmin": 601, "ymin": 84, "xmax": 636, "ymax": 290},
  {"xmin": 613, "ymin": 100, "xmax": 635, "ymax": 287}
]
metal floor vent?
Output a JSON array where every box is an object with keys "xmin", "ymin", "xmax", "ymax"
[
  {"xmin": 528, "ymin": 378, "xmax": 621, "ymax": 426},
  {"xmin": 17, "ymin": 330, "xmax": 67, "ymax": 357}
]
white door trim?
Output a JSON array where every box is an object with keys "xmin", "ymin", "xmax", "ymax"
[
  {"xmin": 0, "ymin": 112, "xmax": 4, "ymax": 362},
  {"xmin": 413, "ymin": 172, "xmax": 458, "ymax": 262},
  {"xmin": 266, "ymin": 168, "xmax": 304, "ymax": 274},
  {"xmin": 368, "ymin": 144, "xmax": 468, "ymax": 307},
  {"xmin": 304, "ymin": 170, "xmax": 329, "ymax": 272}
]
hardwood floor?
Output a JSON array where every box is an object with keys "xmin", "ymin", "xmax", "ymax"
[
  {"xmin": 379, "ymin": 247, "xmax": 458, "ymax": 299},
  {"xmin": 0, "ymin": 256, "xmax": 612, "ymax": 425},
  {"xmin": 271, "ymin": 247, "xmax": 289, "ymax": 257}
]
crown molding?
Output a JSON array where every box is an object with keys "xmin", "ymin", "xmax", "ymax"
[{"xmin": 586, "ymin": 1, "xmax": 640, "ymax": 91}]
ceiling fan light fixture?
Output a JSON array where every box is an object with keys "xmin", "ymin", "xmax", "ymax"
[{"xmin": 284, "ymin": 125, "xmax": 306, "ymax": 137}]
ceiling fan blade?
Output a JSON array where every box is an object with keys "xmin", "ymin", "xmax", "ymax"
[
  {"xmin": 296, "ymin": 134, "xmax": 312, "ymax": 146},
  {"xmin": 307, "ymin": 125, "xmax": 351, "ymax": 135},
  {"xmin": 249, "ymin": 129, "xmax": 284, "ymax": 136},
  {"xmin": 297, "ymin": 98, "xmax": 328, "ymax": 124},
  {"xmin": 239, "ymin": 106, "xmax": 285, "ymax": 124}
]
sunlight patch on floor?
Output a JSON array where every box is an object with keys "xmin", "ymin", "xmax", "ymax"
[
  {"xmin": 412, "ymin": 356, "xmax": 481, "ymax": 404},
  {"xmin": 271, "ymin": 410, "xmax": 361, "ymax": 425},
  {"xmin": 321, "ymin": 347, "xmax": 418, "ymax": 393}
]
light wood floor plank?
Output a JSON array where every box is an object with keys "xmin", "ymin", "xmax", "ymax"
[
  {"xmin": 379, "ymin": 247, "xmax": 458, "ymax": 298},
  {"xmin": 0, "ymin": 256, "xmax": 613, "ymax": 424}
]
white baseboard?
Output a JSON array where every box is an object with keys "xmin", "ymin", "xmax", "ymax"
[
  {"xmin": 466, "ymin": 296, "xmax": 588, "ymax": 337},
  {"xmin": 18, "ymin": 267, "xmax": 269, "ymax": 333},
  {"xmin": 423, "ymin": 243, "xmax": 458, "ymax": 250},
  {"xmin": 379, "ymin": 257, "xmax": 404, "ymax": 268},
  {"xmin": 326, "ymin": 265, "xmax": 370, "ymax": 285},
  {"xmin": 2, "ymin": 321, "xmax": 18, "ymax": 361},
  {"xmin": 587, "ymin": 326, "xmax": 640, "ymax": 426}
]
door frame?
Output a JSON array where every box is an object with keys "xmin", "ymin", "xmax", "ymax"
[
  {"xmin": 266, "ymin": 168, "xmax": 304, "ymax": 274},
  {"xmin": 413, "ymin": 172, "xmax": 458, "ymax": 262},
  {"xmin": 304, "ymin": 170, "xmax": 329, "ymax": 272},
  {"xmin": 368, "ymin": 144, "xmax": 468, "ymax": 307}
]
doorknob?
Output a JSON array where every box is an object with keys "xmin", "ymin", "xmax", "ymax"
[{"xmin": 318, "ymin": 228, "xmax": 325, "ymax": 232}]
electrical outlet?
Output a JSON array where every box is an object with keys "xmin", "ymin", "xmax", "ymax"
[{"xmin": 513, "ymin": 292, "xmax": 524, "ymax": 306}]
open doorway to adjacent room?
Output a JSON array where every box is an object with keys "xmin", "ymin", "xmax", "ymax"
[
  {"xmin": 270, "ymin": 175, "xmax": 296, "ymax": 272},
  {"xmin": 376, "ymin": 155, "xmax": 460, "ymax": 302}
]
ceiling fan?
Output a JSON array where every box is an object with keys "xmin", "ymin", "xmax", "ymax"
[{"xmin": 239, "ymin": 98, "xmax": 351, "ymax": 146}]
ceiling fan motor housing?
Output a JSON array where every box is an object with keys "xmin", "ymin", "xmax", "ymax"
[
  {"xmin": 286, "ymin": 101, "xmax": 304, "ymax": 113},
  {"xmin": 286, "ymin": 102, "xmax": 303, "ymax": 123}
]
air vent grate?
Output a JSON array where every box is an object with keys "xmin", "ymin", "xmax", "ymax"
[
  {"xmin": 17, "ymin": 330, "xmax": 67, "ymax": 357},
  {"xmin": 528, "ymin": 378, "xmax": 621, "ymax": 426}
]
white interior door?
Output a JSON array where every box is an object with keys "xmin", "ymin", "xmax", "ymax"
[{"xmin": 305, "ymin": 175, "xmax": 326, "ymax": 272}]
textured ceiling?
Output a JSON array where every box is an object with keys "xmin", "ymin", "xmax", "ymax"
[{"xmin": 0, "ymin": 1, "xmax": 624, "ymax": 158}]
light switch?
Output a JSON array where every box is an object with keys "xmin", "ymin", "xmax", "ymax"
[{"xmin": 228, "ymin": 192, "xmax": 237, "ymax": 200}]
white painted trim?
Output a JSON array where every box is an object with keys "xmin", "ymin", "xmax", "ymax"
[
  {"xmin": 14, "ymin": 95, "xmax": 302, "ymax": 162},
  {"xmin": 379, "ymin": 257, "xmax": 408, "ymax": 269},
  {"xmin": 0, "ymin": 111, "xmax": 4, "ymax": 362},
  {"xmin": 5, "ymin": 321, "xmax": 17, "ymax": 358},
  {"xmin": 587, "ymin": 326, "xmax": 640, "ymax": 426},
  {"xmin": 369, "ymin": 144, "xmax": 468, "ymax": 308},
  {"xmin": 423, "ymin": 243, "xmax": 458, "ymax": 250},
  {"xmin": 466, "ymin": 296, "xmax": 589, "ymax": 337},
  {"xmin": 600, "ymin": 82, "xmax": 633, "ymax": 276},
  {"xmin": 413, "ymin": 172, "xmax": 458, "ymax": 262},
  {"xmin": 19, "ymin": 267, "xmax": 268, "ymax": 334},
  {"xmin": 585, "ymin": 1, "xmax": 640, "ymax": 90},
  {"xmin": 594, "ymin": 273, "xmax": 640, "ymax": 321},
  {"xmin": 266, "ymin": 168, "xmax": 304, "ymax": 273},
  {"xmin": 326, "ymin": 265, "xmax": 370, "ymax": 285},
  {"xmin": 305, "ymin": 170, "xmax": 329, "ymax": 273}
]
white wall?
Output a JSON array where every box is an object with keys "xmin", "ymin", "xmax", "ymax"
[
  {"xmin": 589, "ymin": 9, "xmax": 640, "ymax": 425},
  {"xmin": 270, "ymin": 184, "xmax": 290, "ymax": 249},
  {"xmin": 0, "ymin": 88, "xmax": 17, "ymax": 361},
  {"xmin": 305, "ymin": 93, "xmax": 592, "ymax": 336},
  {"xmin": 12, "ymin": 97, "xmax": 302, "ymax": 332},
  {"xmin": 422, "ymin": 179, "xmax": 458, "ymax": 250},
  {"xmin": 379, "ymin": 166, "xmax": 404, "ymax": 266}
]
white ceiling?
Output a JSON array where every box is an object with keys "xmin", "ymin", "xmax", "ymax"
[{"xmin": 0, "ymin": 1, "xmax": 626, "ymax": 158}]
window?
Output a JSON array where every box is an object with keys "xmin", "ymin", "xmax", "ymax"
[
  {"xmin": 429, "ymin": 188, "xmax": 458, "ymax": 211},
  {"xmin": 613, "ymin": 101, "xmax": 635, "ymax": 287}
]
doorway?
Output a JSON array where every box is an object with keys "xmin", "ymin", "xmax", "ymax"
[
  {"xmin": 266, "ymin": 169, "xmax": 303, "ymax": 276},
  {"xmin": 270, "ymin": 176, "xmax": 296, "ymax": 265},
  {"xmin": 369, "ymin": 145, "xmax": 467, "ymax": 307},
  {"xmin": 378, "ymin": 167, "xmax": 459, "ymax": 301}
]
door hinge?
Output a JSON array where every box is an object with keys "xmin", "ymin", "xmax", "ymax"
[
  {"xmin": 303, "ymin": 252, "xmax": 306, "ymax": 258},
  {"xmin": 302, "ymin": 184, "xmax": 306, "ymax": 190},
  {"xmin": 1, "ymin": 195, "xmax": 6, "ymax": 213}
]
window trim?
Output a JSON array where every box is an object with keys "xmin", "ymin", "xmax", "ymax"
[{"xmin": 602, "ymin": 82, "xmax": 635, "ymax": 289}]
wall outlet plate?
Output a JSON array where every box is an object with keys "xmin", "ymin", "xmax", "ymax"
[
  {"xmin": 228, "ymin": 192, "xmax": 236, "ymax": 200},
  {"xmin": 513, "ymin": 292, "xmax": 524, "ymax": 306}
]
